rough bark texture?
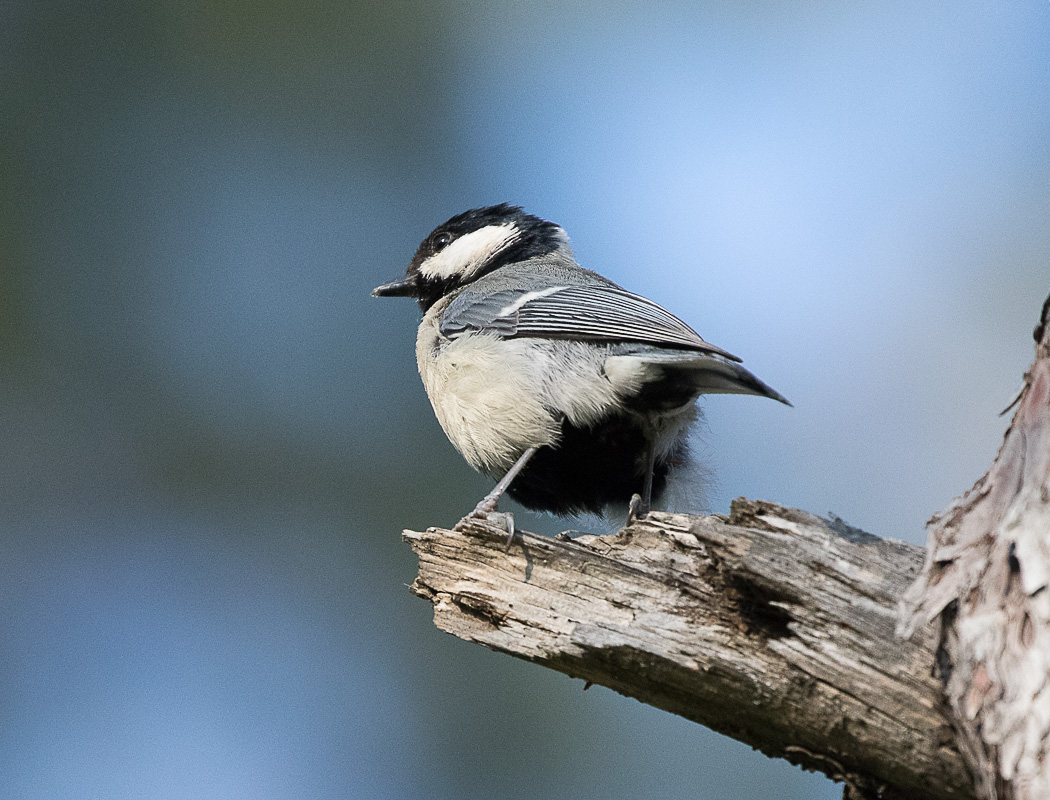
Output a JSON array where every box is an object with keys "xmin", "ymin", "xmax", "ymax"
[
  {"xmin": 405, "ymin": 501, "xmax": 973, "ymax": 799},
  {"xmin": 901, "ymin": 295, "xmax": 1050, "ymax": 800}
]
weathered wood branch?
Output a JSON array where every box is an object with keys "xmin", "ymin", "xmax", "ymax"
[{"xmin": 405, "ymin": 501, "xmax": 972, "ymax": 799}]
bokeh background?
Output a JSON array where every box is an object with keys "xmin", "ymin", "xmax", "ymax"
[{"xmin": 2, "ymin": 1, "xmax": 1049, "ymax": 798}]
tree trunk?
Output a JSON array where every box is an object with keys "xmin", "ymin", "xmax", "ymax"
[{"xmin": 900, "ymin": 295, "xmax": 1050, "ymax": 799}]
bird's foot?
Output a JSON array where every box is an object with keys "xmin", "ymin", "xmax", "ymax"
[
  {"xmin": 625, "ymin": 493, "xmax": 650, "ymax": 527},
  {"xmin": 455, "ymin": 505, "xmax": 517, "ymax": 551}
]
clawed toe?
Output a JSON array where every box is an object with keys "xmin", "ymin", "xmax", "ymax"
[
  {"xmin": 455, "ymin": 509, "xmax": 518, "ymax": 550},
  {"xmin": 625, "ymin": 493, "xmax": 650, "ymax": 526}
]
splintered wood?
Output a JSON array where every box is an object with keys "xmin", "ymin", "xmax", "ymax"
[{"xmin": 405, "ymin": 501, "xmax": 972, "ymax": 800}]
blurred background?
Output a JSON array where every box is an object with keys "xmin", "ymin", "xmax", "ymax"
[{"xmin": 2, "ymin": 1, "xmax": 1048, "ymax": 798}]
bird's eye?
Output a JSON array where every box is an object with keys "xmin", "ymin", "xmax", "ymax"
[{"xmin": 433, "ymin": 231, "xmax": 453, "ymax": 250}]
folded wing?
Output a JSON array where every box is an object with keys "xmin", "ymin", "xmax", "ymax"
[
  {"xmin": 440, "ymin": 284, "xmax": 741, "ymax": 361},
  {"xmin": 439, "ymin": 283, "xmax": 791, "ymax": 407}
]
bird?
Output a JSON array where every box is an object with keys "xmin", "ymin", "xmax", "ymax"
[{"xmin": 373, "ymin": 204, "xmax": 789, "ymax": 544}]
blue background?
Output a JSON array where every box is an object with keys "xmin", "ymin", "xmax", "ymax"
[{"xmin": 2, "ymin": 1, "xmax": 1048, "ymax": 798}]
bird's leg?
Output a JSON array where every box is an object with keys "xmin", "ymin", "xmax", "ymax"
[
  {"xmin": 642, "ymin": 439, "xmax": 656, "ymax": 512},
  {"xmin": 626, "ymin": 440, "xmax": 657, "ymax": 526},
  {"xmin": 459, "ymin": 446, "xmax": 538, "ymax": 549},
  {"xmin": 472, "ymin": 446, "xmax": 538, "ymax": 515}
]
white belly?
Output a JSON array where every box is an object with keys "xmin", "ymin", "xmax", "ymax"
[{"xmin": 415, "ymin": 302, "xmax": 629, "ymax": 477}]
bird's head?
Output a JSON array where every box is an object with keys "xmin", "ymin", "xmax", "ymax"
[{"xmin": 373, "ymin": 204, "xmax": 568, "ymax": 311}]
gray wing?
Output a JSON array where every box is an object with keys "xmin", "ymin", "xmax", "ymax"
[{"xmin": 440, "ymin": 284, "xmax": 742, "ymax": 362}]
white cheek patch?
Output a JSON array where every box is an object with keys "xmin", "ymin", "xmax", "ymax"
[{"xmin": 419, "ymin": 223, "xmax": 520, "ymax": 282}]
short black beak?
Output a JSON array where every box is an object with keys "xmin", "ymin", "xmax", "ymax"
[{"xmin": 372, "ymin": 277, "xmax": 417, "ymax": 298}]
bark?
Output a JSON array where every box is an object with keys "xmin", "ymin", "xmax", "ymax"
[
  {"xmin": 900, "ymin": 295, "xmax": 1050, "ymax": 800},
  {"xmin": 405, "ymin": 501, "xmax": 972, "ymax": 799}
]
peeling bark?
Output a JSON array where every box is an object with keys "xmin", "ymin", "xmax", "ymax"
[{"xmin": 901, "ymin": 295, "xmax": 1050, "ymax": 800}]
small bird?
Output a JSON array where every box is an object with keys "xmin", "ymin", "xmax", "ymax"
[{"xmin": 373, "ymin": 204, "xmax": 789, "ymax": 542}]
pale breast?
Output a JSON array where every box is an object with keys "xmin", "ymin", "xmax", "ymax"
[
  {"xmin": 414, "ymin": 301, "xmax": 671, "ymax": 478},
  {"xmin": 415, "ymin": 304, "xmax": 562, "ymax": 476}
]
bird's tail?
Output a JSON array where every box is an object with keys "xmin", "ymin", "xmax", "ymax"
[
  {"xmin": 609, "ymin": 351, "xmax": 792, "ymax": 407},
  {"xmin": 678, "ymin": 353, "xmax": 792, "ymax": 406}
]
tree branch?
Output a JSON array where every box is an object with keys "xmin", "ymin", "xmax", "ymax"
[{"xmin": 404, "ymin": 500, "xmax": 972, "ymax": 799}]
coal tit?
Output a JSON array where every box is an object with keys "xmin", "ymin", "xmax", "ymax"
[{"xmin": 374, "ymin": 204, "xmax": 789, "ymax": 539}]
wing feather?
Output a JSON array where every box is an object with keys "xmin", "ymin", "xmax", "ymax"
[{"xmin": 440, "ymin": 284, "xmax": 741, "ymax": 361}]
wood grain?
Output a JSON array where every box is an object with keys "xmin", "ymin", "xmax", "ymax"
[{"xmin": 405, "ymin": 499, "xmax": 973, "ymax": 800}]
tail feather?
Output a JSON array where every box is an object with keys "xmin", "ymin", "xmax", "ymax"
[
  {"xmin": 686, "ymin": 356, "xmax": 792, "ymax": 406},
  {"xmin": 610, "ymin": 351, "xmax": 792, "ymax": 407}
]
